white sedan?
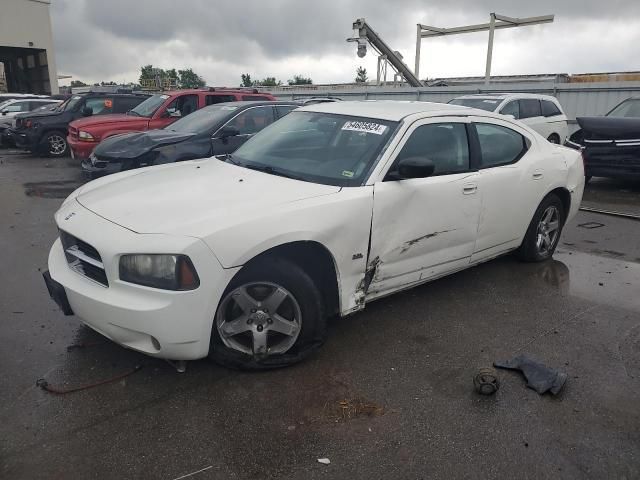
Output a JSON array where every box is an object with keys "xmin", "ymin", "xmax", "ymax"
[{"xmin": 44, "ymin": 101, "xmax": 584, "ymax": 369}]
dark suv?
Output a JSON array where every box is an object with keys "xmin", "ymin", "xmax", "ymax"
[{"xmin": 8, "ymin": 92, "xmax": 149, "ymax": 157}]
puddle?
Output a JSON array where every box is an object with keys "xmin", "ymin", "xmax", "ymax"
[
  {"xmin": 545, "ymin": 249, "xmax": 640, "ymax": 312},
  {"xmin": 24, "ymin": 180, "xmax": 84, "ymax": 199}
]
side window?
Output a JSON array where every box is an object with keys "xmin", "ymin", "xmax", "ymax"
[
  {"xmin": 242, "ymin": 95, "xmax": 272, "ymax": 101},
  {"xmin": 166, "ymin": 94, "xmax": 198, "ymax": 117},
  {"xmin": 84, "ymin": 97, "xmax": 114, "ymax": 115},
  {"xmin": 394, "ymin": 123, "xmax": 470, "ymax": 176},
  {"xmin": 500, "ymin": 101, "xmax": 520, "ymax": 119},
  {"xmin": 275, "ymin": 105, "xmax": 297, "ymax": 118},
  {"xmin": 226, "ymin": 107, "xmax": 275, "ymax": 135},
  {"xmin": 475, "ymin": 123, "xmax": 528, "ymax": 168},
  {"xmin": 206, "ymin": 95, "xmax": 235, "ymax": 105},
  {"xmin": 113, "ymin": 97, "xmax": 144, "ymax": 113},
  {"xmin": 518, "ymin": 99, "xmax": 541, "ymax": 119},
  {"xmin": 541, "ymin": 100, "xmax": 562, "ymax": 117}
]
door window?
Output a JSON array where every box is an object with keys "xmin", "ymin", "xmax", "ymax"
[
  {"xmin": 226, "ymin": 106, "xmax": 275, "ymax": 135},
  {"xmin": 242, "ymin": 95, "xmax": 272, "ymax": 101},
  {"xmin": 85, "ymin": 97, "xmax": 114, "ymax": 115},
  {"xmin": 113, "ymin": 96, "xmax": 146, "ymax": 113},
  {"xmin": 206, "ymin": 95, "xmax": 235, "ymax": 105},
  {"xmin": 475, "ymin": 123, "xmax": 528, "ymax": 168},
  {"xmin": 393, "ymin": 123, "xmax": 470, "ymax": 176},
  {"xmin": 500, "ymin": 101, "xmax": 520, "ymax": 119},
  {"xmin": 541, "ymin": 100, "xmax": 562, "ymax": 117},
  {"xmin": 165, "ymin": 94, "xmax": 198, "ymax": 117},
  {"xmin": 275, "ymin": 105, "xmax": 297, "ymax": 118},
  {"xmin": 518, "ymin": 99, "xmax": 542, "ymax": 119}
]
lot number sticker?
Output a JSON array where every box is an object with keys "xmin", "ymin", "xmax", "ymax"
[{"xmin": 342, "ymin": 121, "xmax": 387, "ymax": 135}]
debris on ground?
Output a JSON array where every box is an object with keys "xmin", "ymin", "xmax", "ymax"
[
  {"xmin": 317, "ymin": 458, "xmax": 331, "ymax": 465},
  {"xmin": 334, "ymin": 398, "xmax": 385, "ymax": 421},
  {"xmin": 36, "ymin": 365, "xmax": 143, "ymax": 395},
  {"xmin": 494, "ymin": 354, "xmax": 567, "ymax": 395},
  {"xmin": 473, "ymin": 367, "xmax": 500, "ymax": 395}
]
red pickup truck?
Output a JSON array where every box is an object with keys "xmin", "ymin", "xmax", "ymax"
[{"xmin": 67, "ymin": 88, "xmax": 276, "ymax": 160}]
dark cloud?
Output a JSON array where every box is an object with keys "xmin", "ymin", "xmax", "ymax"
[{"xmin": 50, "ymin": 0, "xmax": 640, "ymax": 86}]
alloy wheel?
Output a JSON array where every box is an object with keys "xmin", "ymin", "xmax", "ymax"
[
  {"xmin": 216, "ymin": 282, "xmax": 302, "ymax": 356},
  {"xmin": 48, "ymin": 135, "xmax": 67, "ymax": 156},
  {"xmin": 536, "ymin": 205, "xmax": 560, "ymax": 255}
]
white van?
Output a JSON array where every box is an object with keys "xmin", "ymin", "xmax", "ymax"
[{"xmin": 448, "ymin": 93, "xmax": 568, "ymax": 144}]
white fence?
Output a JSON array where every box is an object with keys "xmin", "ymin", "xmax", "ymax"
[{"xmin": 272, "ymin": 81, "xmax": 640, "ymax": 132}]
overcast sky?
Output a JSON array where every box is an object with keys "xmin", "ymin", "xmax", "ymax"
[{"xmin": 51, "ymin": 0, "xmax": 640, "ymax": 87}]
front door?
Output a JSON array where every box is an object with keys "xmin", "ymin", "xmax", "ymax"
[{"xmin": 366, "ymin": 118, "xmax": 481, "ymax": 299}]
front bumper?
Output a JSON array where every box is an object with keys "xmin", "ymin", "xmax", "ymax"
[
  {"xmin": 47, "ymin": 200, "xmax": 238, "ymax": 360},
  {"xmin": 67, "ymin": 136, "xmax": 97, "ymax": 161}
]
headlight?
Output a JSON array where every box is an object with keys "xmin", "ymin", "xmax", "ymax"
[
  {"xmin": 79, "ymin": 130, "xmax": 95, "ymax": 141},
  {"xmin": 119, "ymin": 254, "xmax": 200, "ymax": 290}
]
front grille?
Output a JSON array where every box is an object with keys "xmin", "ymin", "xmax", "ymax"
[{"xmin": 60, "ymin": 230, "xmax": 108, "ymax": 287}]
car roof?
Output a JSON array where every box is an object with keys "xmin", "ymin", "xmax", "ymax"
[
  {"xmin": 453, "ymin": 93, "xmax": 557, "ymax": 101},
  {"xmin": 298, "ymin": 100, "xmax": 485, "ymax": 121},
  {"xmin": 201, "ymin": 100, "xmax": 298, "ymax": 111},
  {"xmin": 158, "ymin": 89, "xmax": 273, "ymax": 96}
]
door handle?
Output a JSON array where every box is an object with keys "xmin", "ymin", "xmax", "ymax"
[
  {"xmin": 463, "ymin": 183, "xmax": 477, "ymax": 195},
  {"xmin": 532, "ymin": 170, "xmax": 544, "ymax": 180}
]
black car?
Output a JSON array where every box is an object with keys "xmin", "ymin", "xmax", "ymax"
[
  {"xmin": 82, "ymin": 101, "xmax": 299, "ymax": 179},
  {"xmin": 8, "ymin": 92, "xmax": 149, "ymax": 157},
  {"xmin": 567, "ymin": 97, "xmax": 640, "ymax": 181}
]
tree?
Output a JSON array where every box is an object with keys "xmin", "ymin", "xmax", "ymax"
[
  {"xmin": 240, "ymin": 73, "xmax": 253, "ymax": 87},
  {"xmin": 355, "ymin": 67, "xmax": 368, "ymax": 83},
  {"xmin": 256, "ymin": 77, "xmax": 282, "ymax": 87},
  {"xmin": 70, "ymin": 80, "xmax": 87, "ymax": 87},
  {"xmin": 287, "ymin": 74, "xmax": 312, "ymax": 85},
  {"xmin": 178, "ymin": 68, "xmax": 205, "ymax": 89}
]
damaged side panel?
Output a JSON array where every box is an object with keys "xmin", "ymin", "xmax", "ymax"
[{"xmin": 364, "ymin": 172, "xmax": 481, "ymax": 299}]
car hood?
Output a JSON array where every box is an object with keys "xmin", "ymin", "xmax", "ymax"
[
  {"xmin": 72, "ymin": 114, "xmax": 145, "ymax": 129},
  {"xmin": 22, "ymin": 110, "xmax": 64, "ymax": 121},
  {"xmin": 95, "ymin": 130, "xmax": 196, "ymax": 159},
  {"xmin": 75, "ymin": 159, "xmax": 341, "ymax": 236},
  {"xmin": 576, "ymin": 116, "xmax": 640, "ymax": 140}
]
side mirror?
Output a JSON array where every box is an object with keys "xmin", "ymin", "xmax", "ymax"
[
  {"xmin": 388, "ymin": 157, "xmax": 436, "ymax": 180},
  {"xmin": 82, "ymin": 107, "xmax": 93, "ymax": 116},
  {"xmin": 1, "ymin": 111, "xmax": 7, "ymax": 116},
  {"xmin": 215, "ymin": 126, "xmax": 240, "ymax": 143}
]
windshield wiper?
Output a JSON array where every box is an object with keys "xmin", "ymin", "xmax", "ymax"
[
  {"xmin": 243, "ymin": 164, "xmax": 304, "ymax": 181},
  {"xmin": 224, "ymin": 153, "xmax": 242, "ymax": 165}
]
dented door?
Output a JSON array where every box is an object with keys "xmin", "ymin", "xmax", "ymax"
[{"xmin": 365, "ymin": 119, "xmax": 481, "ymax": 299}]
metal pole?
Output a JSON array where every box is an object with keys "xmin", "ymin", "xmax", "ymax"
[
  {"xmin": 415, "ymin": 24, "xmax": 422, "ymax": 80},
  {"xmin": 484, "ymin": 13, "xmax": 496, "ymax": 86}
]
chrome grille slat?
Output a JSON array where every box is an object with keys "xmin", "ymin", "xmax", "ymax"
[{"xmin": 59, "ymin": 230, "xmax": 109, "ymax": 287}]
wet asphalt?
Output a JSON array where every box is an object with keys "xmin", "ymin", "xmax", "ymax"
[{"xmin": 0, "ymin": 152, "xmax": 639, "ymax": 479}]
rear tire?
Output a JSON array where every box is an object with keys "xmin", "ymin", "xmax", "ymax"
[
  {"xmin": 517, "ymin": 194, "xmax": 565, "ymax": 262},
  {"xmin": 209, "ymin": 257, "xmax": 326, "ymax": 370}
]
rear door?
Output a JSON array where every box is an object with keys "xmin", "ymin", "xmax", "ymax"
[
  {"xmin": 367, "ymin": 118, "xmax": 481, "ymax": 298},
  {"xmin": 470, "ymin": 118, "xmax": 545, "ymax": 262},
  {"xmin": 518, "ymin": 99, "xmax": 546, "ymax": 136}
]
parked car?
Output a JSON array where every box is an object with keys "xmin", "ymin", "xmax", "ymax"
[
  {"xmin": 8, "ymin": 92, "xmax": 150, "ymax": 157},
  {"xmin": 566, "ymin": 97, "xmax": 640, "ymax": 181},
  {"xmin": 0, "ymin": 99, "xmax": 61, "ymax": 146},
  {"xmin": 43, "ymin": 101, "xmax": 584, "ymax": 369},
  {"xmin": 448, "ymin": 93, "xmax": 568, "ymax": 144},
  {"xmin": 67, "ymin": 88, "xmax": 277, "ymax": 161},
  {"xmin": 82, "ymin": 101, "xmax": 298, "ymax": 179}
]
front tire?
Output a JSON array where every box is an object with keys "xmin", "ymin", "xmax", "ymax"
[
  {"xmin": 517, "ymin": 194, "xmax": 565, "ymax": 262},
  {"xmin": 44, "ymin": 130, "xmax": 69, "ymax": 157},
  {"xmin": 209, "ymin": 257, "xmax": 326, "ymax": 370}
]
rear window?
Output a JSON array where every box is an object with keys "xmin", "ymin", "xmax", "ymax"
[
  {"xmin": 448, "ymin": 98, "xmax": 500, "ymax": 112},
  {"xmin": 541, "ymin": 100, "xmax": 562, "ymax": 117}
]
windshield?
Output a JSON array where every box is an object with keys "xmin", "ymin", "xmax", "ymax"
[
  {"xmin": 448, "ymin": 98, "xmax": 501, "ymax": 112},
  {"xmin": 607, "ymin": 99, "xmax": 640, "ymax": 118},
  {"xmin": 166, "ymin": 104, "xmax": 236, "ymax": 134},
  {"xmin": 62, "ymin": 95, "xmax": 82, "ymax": 112},
  {"xmin": 230, "ymin": 111, "xmax": 398, "ymax": 187},
  {"xmin": 129, "ymin": 94, "xmax": 169, "ymax": 117}
]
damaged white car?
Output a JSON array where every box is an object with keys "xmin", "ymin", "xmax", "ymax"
[{"xmin": 44, "ymin": 101, "xmax": 584, "ymax": 369}]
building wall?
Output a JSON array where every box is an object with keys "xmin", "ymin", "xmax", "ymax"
[{"xmin": 0, "ymin": 0, "xmax": 58, "ymax": 94}]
